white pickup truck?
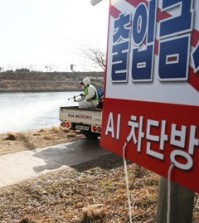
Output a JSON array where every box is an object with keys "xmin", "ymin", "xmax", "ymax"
[
  {"xmin": 59, "ymin": 87, "xmax": 104, "ymax": 139},
  {"xmin": 59, "ymin": 106, "xmax": 102, "ymax": 139}
]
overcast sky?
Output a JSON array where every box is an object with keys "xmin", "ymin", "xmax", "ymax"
[{"xmin": 0, "ymin": 0, "xmax": 109, "ymax": 72}]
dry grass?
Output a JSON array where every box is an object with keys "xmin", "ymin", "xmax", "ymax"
[
  {"xmin": 0, "ymin": 127, "xmax": 84, "ymax": 155},
  {"xmin": 0, "ymin": 128, "xmax": 199, "ymax": 222},
  {"xmin": 0, "ymin": 154, "xmax": 159, "ymax": 223}
]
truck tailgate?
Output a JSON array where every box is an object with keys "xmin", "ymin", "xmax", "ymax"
[{"xmin": 59, "ymin": 106, "xmax": 102, "ymax": 125}]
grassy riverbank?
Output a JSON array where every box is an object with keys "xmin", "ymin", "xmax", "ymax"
[
  {"xmin": 0, "ymin": 71, "xmax": 104, "ymax": 92},
  {"xmin": 0, "ymin": 128, "xmax": 199, "ymax": 222}
]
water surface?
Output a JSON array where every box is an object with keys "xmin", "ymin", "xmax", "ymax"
[{"xmin": 0, "ymin": 92, "xmax": 80, "ymax": 133}]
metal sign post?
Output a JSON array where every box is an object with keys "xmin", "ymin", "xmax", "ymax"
[{"xmin": 157, "ymin": 177, "xmax": 194, "ymax": 223}]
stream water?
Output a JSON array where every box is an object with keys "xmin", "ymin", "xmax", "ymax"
[{"xmin": 0, "ymin": 91, "xmax": 80, "ymax": 133}]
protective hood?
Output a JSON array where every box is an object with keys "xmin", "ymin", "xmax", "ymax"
[{"xmin": 82, "ymin": 77, "xmax": 90, "ymax": 87}]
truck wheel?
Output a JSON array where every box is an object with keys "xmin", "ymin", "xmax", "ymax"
[{"xmin": 81, "ymin": 131, "xmax": 99, "ymax": 139}]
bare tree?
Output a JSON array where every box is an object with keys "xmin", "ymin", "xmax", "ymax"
[{"xmin": 81, "ymin": 46, "xmax": 106, "ymax": 71}]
